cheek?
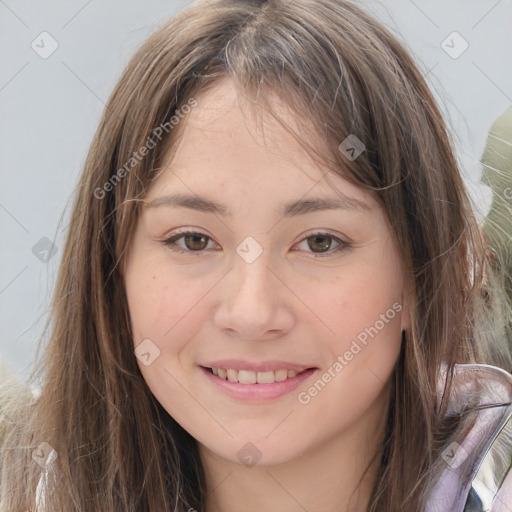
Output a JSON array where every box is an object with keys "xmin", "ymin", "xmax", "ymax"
[
  {"xmin": 299, "ymin": 291, "xmax": 402, "ymax": 432},
  {"xmin": 125, "ymin": 252, "xmax": 203, "ymax": 350},
  {"xmin": 314, "ymin": 264, "xmax": 403, "ymax": 345},
  {"xmin": 125, "ymin": 260, "xmax": 211, "ymax": 428},
  {"xmin": 302, "ymin": 244, "xmax": 404, "ymax": 396}
]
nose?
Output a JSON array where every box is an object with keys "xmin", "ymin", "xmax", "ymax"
[{"xmin": 213, "ymin": 251, "xmax": 295, "ymax": 341}]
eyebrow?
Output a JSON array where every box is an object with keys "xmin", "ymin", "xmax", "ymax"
[{"xmin": 143, "ymin": 193, "xmax": 370, "ymax": 217}]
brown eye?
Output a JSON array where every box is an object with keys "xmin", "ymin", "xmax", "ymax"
[
  {"xmin": 294, "ymin": 231, "xmax": 351, "ymax": 258},
  {"xmin": 182, "ymin": 233, "xmax": 209, "ymax": 251},
  {"xmin": 161, "ymin": 231, "xmax": 216, "ymax": 253},
  {"xmin": 161, "ymin": 230, "xmax": 351, "ymax": 258},
  {"xmin": 307, "ymin": 234, "xmax": 335, "ymax": 253}
]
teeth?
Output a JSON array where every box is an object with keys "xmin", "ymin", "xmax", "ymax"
[
  {"xmin": 210, "ymin": 367, "xmax": 306, "ymax": 384},
  {"xmin": 227, "ymin": 369, "xmax": 238, "ymax": 382},
  {"xmin": 275, "ymin": 369, "xmax": 288, "ymax": 381},
  {"xmin": 257, "ymin": 371, "xmax": 275, "ymax": 384},
  {"xmin": 238, "ymin": 370, "xmax": 257, "ymax": 384}
]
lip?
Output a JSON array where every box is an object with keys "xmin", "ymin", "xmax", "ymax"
[
  {"xmin": 199, "ymin": 365, "xmax": 318, "ymax": 401},
  {"xmin": 202, "ymin": 359, "xmax": 313, "ymax": 373}
]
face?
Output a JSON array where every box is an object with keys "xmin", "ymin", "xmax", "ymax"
[{"xmin": 124, "ymin": 77, "xmax": 410, "ymax": 467}]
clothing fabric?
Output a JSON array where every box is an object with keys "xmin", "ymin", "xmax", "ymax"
[{"xmin": 425, "ymin": 363, "xmax": 512, "ymax": 511}]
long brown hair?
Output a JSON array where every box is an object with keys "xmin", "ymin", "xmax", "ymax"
[{"xmin": 1, "ymin": 0, "xmax": 511, "ymax": 510}]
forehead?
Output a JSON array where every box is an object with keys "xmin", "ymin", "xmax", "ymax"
[
  {"xmin": 147, "ymin": 77, "xmax": 376, "ymax": 210},
  {"xmin": 169, "ymin": 77, "xmax": 327, "ymax": 170}
]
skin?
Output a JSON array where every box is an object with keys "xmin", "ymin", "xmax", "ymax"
[{"xmin": 124, "ymin": 77, "xmax": 411, "ymax": 512}]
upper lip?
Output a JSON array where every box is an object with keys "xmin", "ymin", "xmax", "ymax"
[{"xmin": 201, "ymin": 360, "xmax": 316, "ymax": 372}]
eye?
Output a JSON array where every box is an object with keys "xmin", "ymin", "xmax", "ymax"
[
  {"xmin": 293, "ymin": 231, "xmax": 351, "ymax": 257},
  {"xmin": 161, "ymin": 230, "xmax": 351, "ymax": 258},
  {"xmin": 161, "ymin": 230, "xmax": 218, "ymax": 254}
]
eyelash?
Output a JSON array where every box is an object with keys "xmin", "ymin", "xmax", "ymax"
[{"xmin": 160, "ymin": 230, "xmax": 352, "ymax": 258}]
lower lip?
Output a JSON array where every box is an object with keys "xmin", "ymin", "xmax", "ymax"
[{"xmin": 200, "ymin": 366, "xmax": 317, "ymax": 401}]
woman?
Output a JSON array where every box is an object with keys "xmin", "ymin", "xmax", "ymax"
[{"xmin": 1, "ymin": 0, "xmax": 511, "ymax": 510}]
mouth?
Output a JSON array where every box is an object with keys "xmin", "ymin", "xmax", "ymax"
[
  {"xmin": 207, "ymin": 366, "xmax": 309, "ymax": 384},
  {"xmin": 199, "ymin": 364, "xmax": 318, "ymax": 401}
]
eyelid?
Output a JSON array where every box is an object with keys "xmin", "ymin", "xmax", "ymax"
[
  {"xmin": 162, "ymin": 228, "xmax": 219, "ymax": 253},
  {"xmin": 297, "ymin": 228, "xmax": 348, "ymax": 243},
  {"xmin": 160, "ymin": 228, "xmax": 352, "ymax": 257}
]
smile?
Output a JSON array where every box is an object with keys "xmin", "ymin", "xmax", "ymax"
[
  {"xmin": 200, "ymin": 364, "xmax": 318, "ymax": 401},
  {"xmin": 209, "ymin": 367, "xmax": 303, "ymax": 384}
]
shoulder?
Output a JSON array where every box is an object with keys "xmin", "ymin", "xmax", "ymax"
[{"xmin": 427, "ymin": 363, "xmax": 512, "ymax": 511}]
